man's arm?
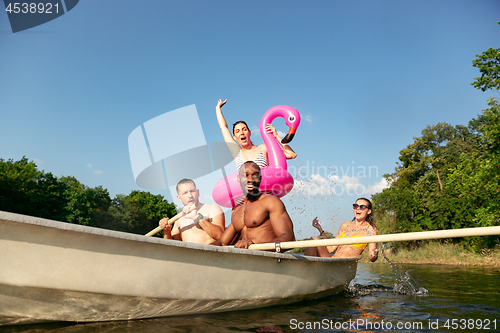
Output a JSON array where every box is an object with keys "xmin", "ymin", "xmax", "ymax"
[
  {"xmin": 212, "ymin": 223, "xmax": 239, "ymax": 246},
  {"xmin": 267, "ymin": 196, "xmax": 295, "ymax": 243},
  {"xmin": 198, "ymin": 205, "xmax": 225, "ymax": 240},
  {"xmin": 261, "ymin": 125, "xmax": 297, "ymax": 160},
  {"xmin": 159, "ymin": 218, "xmax": 182, "ymax": 241},
  {"xmin": 198, "ymin": 219, "xmax": 224, "ymax": 240}
]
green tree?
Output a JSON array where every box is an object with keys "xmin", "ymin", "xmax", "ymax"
[
  {"xmin": 101, "ymin": 191, "xmax": 176, "ymax": 235},
  {"xmin": 0, "ymin": 157, "xmax": 179, "ymax": 236},
  {"xmin": 445, "ymin": 99, "xmax": 500, "ymax": 250},
  {"xmin": 31, "ymin": 171, "xmax": 67, "ymax": 221},
  {"xmin": 397, "ymin": 123, "xmax": 457, "ymax": 191},
  {"xmin": 471, "ymin": 20, "xmax": 500, "ymax": 91},
  {"xmin": 126, "ymin": 190, "xmax": 177, "ymax": 223},
  {"xmin": 374, "ymin": 24, "xmax": 500, "ymax": 251},
  {"xmin": 0, "ymin": 157, "xmax": 67, "ymax": 220},
  {"xmin": 373, "ymin": 100, "xmax": 500, "ymax": 250},
  {"xmin": 0, "ymin": 157, "xmax": 38, "ymax": 215},
  {"xmin": 60, "ymin": 176, "xmax": 111, "ymax": 225}
]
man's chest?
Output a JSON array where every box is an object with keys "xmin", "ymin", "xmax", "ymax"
[{"xmin": 233, "ymin": 203, "xmax": 269, "ymax": 230}]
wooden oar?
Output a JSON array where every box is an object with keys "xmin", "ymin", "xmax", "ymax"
[
  {"xmin": 144, "ymin": 204, "xmax": 196, "ymax": 236},
  {"xmin": 247, "ymin": 226, "xmax": 500, "ymax": 251}
]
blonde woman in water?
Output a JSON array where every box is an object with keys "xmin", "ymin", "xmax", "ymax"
[{"xmin": 304, "ymin": 198, "xmax": 378, "ymax": 262}]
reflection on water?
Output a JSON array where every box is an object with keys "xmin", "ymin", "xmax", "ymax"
[{"xmin": 2, "ymin": 263, "xmax": 500, "ymax": 333}]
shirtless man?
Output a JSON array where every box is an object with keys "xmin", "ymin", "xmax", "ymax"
[
  {"xmin": 159, "ymin": 179, "xmax": 225, "ymax": 244},
  {"xmin": 215, "ymin": 161, "xmax": 295, "ymax": 249}
]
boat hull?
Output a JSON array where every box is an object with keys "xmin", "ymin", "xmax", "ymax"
[{"xmin": 0, "ymin": 211, "xmax": 358, "ymax": 325}]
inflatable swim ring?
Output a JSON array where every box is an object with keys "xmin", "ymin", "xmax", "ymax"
[{"xmin": 212, "ymin": 105, "xmax": 301, "ymax": 208}]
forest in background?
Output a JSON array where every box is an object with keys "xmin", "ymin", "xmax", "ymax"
[
  {"xmin": 372, "ymin": 22, "xmax": 500, "ymax": 251},
  {"xmin": 0, "ymin": 157, "xmax": 177, "ymax": 236}
]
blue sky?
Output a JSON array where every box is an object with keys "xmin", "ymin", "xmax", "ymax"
[{"xmin": 1, "ymin": 1, "xmax": 499, "ymax": 238}]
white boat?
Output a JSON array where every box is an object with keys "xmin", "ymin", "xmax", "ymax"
[{"xmin": 0, "ymin": 210, "xmax": 358, "ymax": 326}]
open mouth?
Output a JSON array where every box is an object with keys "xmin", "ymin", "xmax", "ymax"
[{"xmin": 246, "ymin": 182, "xmax": 258, "ymax": 192}]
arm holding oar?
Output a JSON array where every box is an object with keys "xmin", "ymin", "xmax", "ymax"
[
  {"xmin": 144, "ymin": 204, "xmax": 196, "ymax": 237},
  {"xmin": 196, "ymin": 214, "xmax": 225, "ymax": 241}
]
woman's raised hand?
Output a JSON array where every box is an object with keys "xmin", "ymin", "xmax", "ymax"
[
  {"xmin": 217, "ymin": 99, "xmax": 227, "ymax": 109},
  {"xmin": 265, "ymin": 124, "xmax": 279, "ymax": 138},
  {"xmin": 312, "ymin": 217, "xmax": 323, "ymax": 232}
]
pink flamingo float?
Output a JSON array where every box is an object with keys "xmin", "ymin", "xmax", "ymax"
[{"xmin": 212, "ymin": 105, "xmax": 301, "ymax": 208}]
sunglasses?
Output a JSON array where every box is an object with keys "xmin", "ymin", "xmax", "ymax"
[{"xmin": 353, "ymin": 204, "xmax": 369, "ymax": 210}]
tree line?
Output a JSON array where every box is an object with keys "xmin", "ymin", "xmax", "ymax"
[
  {"xmin": 0, "ymin": 157, "xmax": 177, "ymax": 235},
  {"xmin": 372, "ymin": 23, "xmax": 500, "ymax": 251}
]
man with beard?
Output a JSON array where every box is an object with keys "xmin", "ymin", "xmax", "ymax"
[
  {"xmin": 159, "ymin": 178, "xmax": 225, "ymax": 244},
  {"xmin": 214, "ymin": 161, "xmax": 295, "ymax": 249}
]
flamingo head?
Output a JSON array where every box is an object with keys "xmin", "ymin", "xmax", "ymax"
[
  {"xmin": 280, "ymin": 106, "xmax": 301, "ymax": 144},
  {"xmin": 259, "ymin": 105, "xmax": 302, "ymax": 169}
]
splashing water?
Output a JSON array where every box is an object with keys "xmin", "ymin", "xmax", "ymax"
[
  {"xmin": 346, "ymin": 283, "xmax": 392, "ymax": 297},
  {"xmin": 380, "ymin": 249, "xmax": 428, "ymax": 295}
]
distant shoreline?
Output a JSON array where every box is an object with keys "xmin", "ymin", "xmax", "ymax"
[{"xmin": 359, "ymin": 242, "xmax": 500, "ymax": 267}]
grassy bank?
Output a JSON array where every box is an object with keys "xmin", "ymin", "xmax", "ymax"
[{"xmin": 359, "ymin": 242, "xmax": 500, "ymax": 267}]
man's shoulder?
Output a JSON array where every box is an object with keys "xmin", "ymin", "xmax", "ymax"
[
  {"xmin": 201, "ymin": 203, "xmax": 224, "ymax": 214},
  {"xmin": 199, "ymin": 202, "xmax": 222, "ymax": 211},
  {"xmin": 260, "ymin": 193, "xmax": 285, "ymax": 206},
  {"xmin": 259, "ymin": 193, "xmax": 280, "ymax": 201}
]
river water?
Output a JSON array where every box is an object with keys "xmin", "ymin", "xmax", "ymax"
[{"xmin": 3, "ymin": 262, "xmax": 499, "ymax": 333}]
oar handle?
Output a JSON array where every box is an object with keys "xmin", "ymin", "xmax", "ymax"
[
  {"xmin": 247, "ymin": 226, "xmax": 500, "ymax": 251},
  {"xmin": 144, "ymin": 204, "xmax": 196, "ymax": 236}
]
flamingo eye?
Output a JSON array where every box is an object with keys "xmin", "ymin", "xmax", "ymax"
[{"xmin": 288, "ymin": 115, "xmax": 296, "ymax": 123}]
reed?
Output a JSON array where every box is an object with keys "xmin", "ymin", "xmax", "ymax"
[{"xmin": 360, "ymin": 242, "xmax": 500, "ymax": 267}]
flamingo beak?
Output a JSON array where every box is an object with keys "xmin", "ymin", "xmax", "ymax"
[{"xmin": 281, "ymin": 127, "xmax": 296, "ymax": 144}]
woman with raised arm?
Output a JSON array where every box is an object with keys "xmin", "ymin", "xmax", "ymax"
[
  {"xmin": 304, "ymin": 198, "xmax": 379, "ymax": 262},
  {"xmin": 216, "ymin": 99, "xmax": 297, "ymax": 170}
]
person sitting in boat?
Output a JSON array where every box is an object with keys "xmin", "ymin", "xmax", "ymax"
[
  {"xmin": 304, "ymin": 198, "xmax": 379, "ymax": 262},
  {"xmin": 213, "ymin": 161, "xmax": 295, "ymax": 249},
  {"xmin": 159, "ymin": 179, "xmax": 225, "ymax": 245},
  {"xmin": 216, "ymin": 98, "xmax": 297, "ymax": 170}
]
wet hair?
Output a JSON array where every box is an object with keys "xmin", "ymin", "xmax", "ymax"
[
  {"xmin": 232, "ymin": 120, "xmax": 249, "ymax": 134},
  {"xmin": 176, "ymin": 178, "xmax": 196, "ymax": 194},
  {"xmin": 352, "ymin": 197, "xmax": 375, "ymax": 227}
]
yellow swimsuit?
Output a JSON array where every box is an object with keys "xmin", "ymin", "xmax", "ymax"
[{"xmin": 338, "ymin": 222, "xmax": 369, "ymax": 250}]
